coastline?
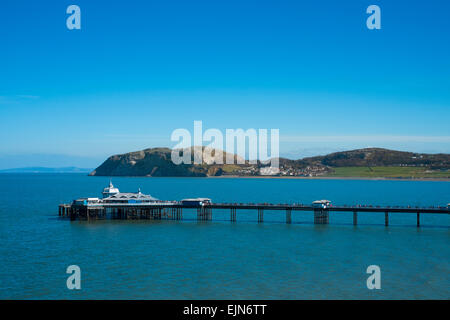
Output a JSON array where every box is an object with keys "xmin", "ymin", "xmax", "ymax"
[
  {"xmin": 84, "ymin": 174, "xmax": 450, "ymax": 181},
  {"xmin": 206, "ymin": 175, "xmax": 450, "ymax": 182}
]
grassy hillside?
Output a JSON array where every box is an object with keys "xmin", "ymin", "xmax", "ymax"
[
  {"xmin": 327, "ymin": 167, "xmax": 450, "ymax": 178},
  {"xmin": 302, "ymin": 148, "xmax": 449, "ymax": 169}
]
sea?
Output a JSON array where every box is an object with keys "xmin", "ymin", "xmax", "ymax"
[{"xmin": 0, "ymin": 173, "xmax": 448, "ymax": 299}]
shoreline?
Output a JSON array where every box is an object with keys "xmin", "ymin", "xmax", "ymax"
[
  {"xmin": 206, "ymin": 175, "xmax": 450, "ymax": 182},
  {"xmin": 83, "ymin": 174, "xmax": 450, "ymax": 182}
]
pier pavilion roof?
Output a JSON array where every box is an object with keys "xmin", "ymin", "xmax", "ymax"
[{"xmin": 103, "ymin": 192, "xmax": 158, "ymax": 202}]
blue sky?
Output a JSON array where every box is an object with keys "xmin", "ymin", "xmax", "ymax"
[{"xmin": 0, "ymin": 0, "xmax": 449, "ymax": 168}]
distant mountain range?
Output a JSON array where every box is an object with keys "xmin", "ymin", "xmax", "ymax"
[
  {"xmin": 0, "ymin": 153, "xmax": 102, "ymax": 170},
  {"xmin": 89, "ymin": 147, "xmax": 450, "ymax": 178},
  {"xmin": 0, "ymin": 166, "xmax": 93, "ymax": 173}
]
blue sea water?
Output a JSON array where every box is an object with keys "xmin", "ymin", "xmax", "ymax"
[{"xmin": 0, "ymin": 173, "xmax": 448, "ymax": 299}]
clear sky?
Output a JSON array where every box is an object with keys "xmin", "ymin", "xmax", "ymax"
[{"xmin": 0, "ymin": 0, "xmax": 449, "ymax": 168}]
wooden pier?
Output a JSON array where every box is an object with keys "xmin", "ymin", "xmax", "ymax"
[{"xmin": 59, "ymin": 201, "xmax": 449, "ymax": 227}]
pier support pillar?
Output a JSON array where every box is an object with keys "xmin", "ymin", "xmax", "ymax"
[
  {"xmin": 353, "ymin": 211, "xmax": 357, "ymax": 226},
  {"xmin": 417, "ymin": 212, "xmax": 420, "ymax": 227},
  {"xmin": 200, "ymin": 207, "xmax": 209, "ymax": 221},
  {"xmin": 69, "ymin": 207, "xmax": 76, "ymax": 221},
  {"xmin": 385, "ymin": 212, "xmax": 389, "ymax": 226},
  {"xmin": 230, "ymin": 208, "xmax": 236, "ymax": 222},
  {"xmin": 201, "ymin": 207, "xmax": 211, "ymax": 221},
  {"xmin": 314, "ymin": 209, "xmax": 329, "ymax": 224},
  {"xmin": 258, "ymin": 208, "xmax": 264, "ymax": 223},
  {"xmin": 286, "ymin": 209, "xmax": 292, "ymax": 224}
]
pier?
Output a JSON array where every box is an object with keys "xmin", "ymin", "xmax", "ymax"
[
  {"xmin": 59, "ymin": 197, "xmax": 449, "ymax": 227},
  {"xmin": 58, "ymin": 182, "xmax": 449, "ymax": 227}
]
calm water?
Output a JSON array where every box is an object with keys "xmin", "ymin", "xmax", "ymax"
[{"xmin": 0, "ymin": 174, "xmax": 448, "ymax": 299}]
